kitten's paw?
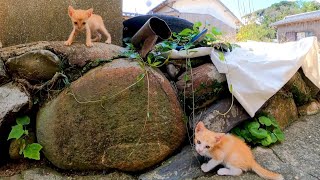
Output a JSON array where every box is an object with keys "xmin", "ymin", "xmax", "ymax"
[
  {"xmin": 64, "ymin": 41, "xmax": 72, "ymax": 46},
  {"xmin": 86, "ymin": 42, "xmax": 93, "ymax": 47},
  {"xmin": 201, "ymin": 163, "xmax": 211, "ymax": 172},
  {"xmin": 105, "ymin": 39, "xmax": 111, "ymax": 44},
  {"xmin": 217, "ymin": 168, "xmax": 229, "ymax": 176}
]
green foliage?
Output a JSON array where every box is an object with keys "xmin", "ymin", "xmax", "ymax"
[
  {"xmin": 7, "ymin": 116, "xmax": 43, "ymax": 160},
  {"xmin": 122, "ymin": 22, "xmax": 231, "ymax": 68},
  {"xmin": 232, "ymin": 115, "xmax": 284, "ymax": 147},
  {"xmin": 236, "ymin": 23, "xmax": 273, "ymax": 42},
  {"xmin": 23, "ymin": 143, "xmax": 43, "ymax": 160},
  {"xmin": 238, "ymin": 0, "xmax": 320, "ymax": 41}
]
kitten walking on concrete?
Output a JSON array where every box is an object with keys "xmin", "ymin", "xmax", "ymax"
[
  {"xmin": 194, "ymin": 121, "xmax": 283, "ymax": 180},
  {"xmin": 65, "ymin": 6, "xmax": 112, "ymax": 47}
]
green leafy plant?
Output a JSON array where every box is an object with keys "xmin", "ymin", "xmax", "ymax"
[
  {"xmin": 7, "ymin": 116, "xmax": 43, "ymax": 160},
  {"xmin": 231, "ymin": 115, "xmax": 284, "ymax": 147},
  {"xmin": 122, "ymin": 22, "xmax": 232, "ymax": 68}
]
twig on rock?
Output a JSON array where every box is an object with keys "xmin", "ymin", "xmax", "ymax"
[{"xmin": 15, "ymin": 72, "xmax": 68, "ymax": 91}]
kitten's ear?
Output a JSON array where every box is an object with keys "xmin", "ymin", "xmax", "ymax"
[
  {"xmin": 215, "ymin": 133, "xmax": 225, "ymax": 143},
  {"xmin": 195, "ymin": 121, "xmax": 205, "ymax": 133},
  {"xmin": 87, "ymin": 8, "xmax": 93, "ymax": 18},
  {"xmin": 68, "ymin": 6, "xmax": 74, "ymax": 17}
]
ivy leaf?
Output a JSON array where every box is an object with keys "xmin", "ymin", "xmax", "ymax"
[
  {"xmin": 248, "ymin": 121, "xmax": 260, "ymax": 129},
  {"xmin": 258, "ymin": 116, "xmax": 272, "ymax": 126},
  {"xmin": 23, "ymin": 143, "xmax": 43, "ymax": 160},
  {"xmin": 179, "ymin": 28, "xmax": 193, "ymax": 36},
  {"xmin": 248, "ymin": 122, "xmax": 268, "ymax": 139},
  {"xmin": 151, "ymin": 61, "xmax": 162, "ymax": 67},
  {"xmin": 273, "ymin": 128, "xmax": 285, "ymax": 142},
  {"xmin": 240, "ymin": 129, "xmax": 253, "ymax": 142},
  {"xmin": 270, "ymin": 133, "xmax": 278, "ymax": 143},
  {"xmin": 269, "ymin": 116, "xmax": 280, "ymax": 128},
  {"xmin": 261, "ymin": 134, "xmax": 273, "ymax": 146},
  {"xmin": 249, "ymin": 128, "xmax": 268, "ymax": 139},
  {"xmin": 7, "ymin": 124, "xmax": 24, "ymax": 140},
  {"xmin": 16, "ymin": 116, "xmax": 30, "ymax": 126}
]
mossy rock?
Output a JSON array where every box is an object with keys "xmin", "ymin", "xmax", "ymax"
[
  {"xmin": 176, "ymin": 63, "xmax": 227, "ymax": 110},
  {"xmin": 283, "ymin": 71, "xmax": 312, "ymax": 106},
  {"xmin": 36, "ymin": 59, "xmax": 186, "ymax": 171},
  {"xmin": 5, "ymin": 50, "xmax": 60, "ymax": 81},
  {"xmin": 261, "ymin": 90, "xmax": 298, "ymax": 129}
]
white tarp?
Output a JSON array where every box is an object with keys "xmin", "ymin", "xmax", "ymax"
[{"xmin": 211, "ymin": 37, "xmax": 320, "ymax": 117}]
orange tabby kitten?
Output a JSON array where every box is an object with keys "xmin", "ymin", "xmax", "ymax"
[
  {"xmin": 65, "ymin": 6, "xmax": 112, "ymax": 47},
  {"xmin": 194, "ymin": 121, "xmax": 283, "ymax": 180}
]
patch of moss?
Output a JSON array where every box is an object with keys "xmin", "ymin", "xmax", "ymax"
[
  {"xmin": 291, "ymin": 85, "xmax": 311, "ymax": 106},
  {"xmin": 179, "ymin": 80, "xmax": 228, "ymax": 113}
]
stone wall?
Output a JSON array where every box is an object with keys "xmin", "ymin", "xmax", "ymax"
[{"xmin": 0, "ymin": 0, "xmax": 122, "ymax": 47}]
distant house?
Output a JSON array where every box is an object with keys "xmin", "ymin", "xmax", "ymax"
[
  {"xmin": 147, "ymin": 0, "xmax": 242, "ymax": 41},
  {"xmin": 271, "ymin": 10, "xmax": 320, "ymax": 43}
]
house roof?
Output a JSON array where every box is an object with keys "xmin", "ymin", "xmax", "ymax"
[
  {"xmin": 147, "ymin": 0, "xmax": 242, "ymax": 25},
  {"xmin": 271, "ymin": 10, "xmax": 320, "ymax": 27}
]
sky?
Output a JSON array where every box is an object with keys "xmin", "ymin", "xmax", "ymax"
[{"xmin": 123, "ymin": 0, "xmax": 320, "ymax": 19}]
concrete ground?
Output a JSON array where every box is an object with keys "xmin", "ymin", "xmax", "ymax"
[
  {"xmin": 0, "ymin": 113, "xmax": 319, "ymax": 180},
  {"xmin": 198, "ymin": 113, "xmax": 320, "ymax": 180}
]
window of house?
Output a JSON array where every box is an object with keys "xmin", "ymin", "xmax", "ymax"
[
  {"xmin": 297, "ymin": 31, "xmax": 314, "ymax": 40},
  {"xmin": 286, "ymin": 32, "xmax": 297, "ymax": 41},
  {"xmin": 305, "ymin": 31, "xmax": 314, "ymax": 37}
]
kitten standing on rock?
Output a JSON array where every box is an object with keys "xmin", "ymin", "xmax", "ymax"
[
  {"xmin": 65, "ymin": 6, "xmax": 112, "ymax": 47},
  {"xmin": 194, "ymin": 121, "xmax": 284, "ymax": 180}
]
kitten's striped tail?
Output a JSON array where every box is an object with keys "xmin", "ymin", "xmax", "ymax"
[{"xmin": 251, "ymin": 161, "xmax": 284, "ymax": 180}]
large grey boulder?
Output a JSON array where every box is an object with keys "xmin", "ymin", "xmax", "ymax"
[
  {"xmin": 0, "ymin": 41, "xmax": 124, "ymax": 67},
  {"xmin": 0, "ymin": 82, "xmax": 30, "ymax": 124},
  {"xmin": 5, "ymin": 50, "xmax": 60, "ymax": 81},
  {"xmin": 37, "ymin": 59, "xmax": 186, "ymax": 171}
]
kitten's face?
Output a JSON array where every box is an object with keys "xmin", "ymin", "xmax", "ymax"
[
  {"xmin": 194, "ymin": 122, "xmax": 221, "ymax": 157},
  {"xmin": 68, "ymin": 6, "xmax": 93, "ymax": 31},
  {"xmin": 195, "ymin": 132, "xmax": 212, "ymax": 157}
]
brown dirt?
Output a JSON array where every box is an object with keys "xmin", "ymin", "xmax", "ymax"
[{"xmin": 0, "ymin": 159, "xmax": 46, "ymax": 177}]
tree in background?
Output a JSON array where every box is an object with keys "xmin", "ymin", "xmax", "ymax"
[{"xmin": 237, "ymin": 0, "xmax": 320, "ymax": 42}]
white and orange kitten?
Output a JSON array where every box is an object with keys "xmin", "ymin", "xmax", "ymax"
[
  {"xmin": 194, "ymin": 121, "xmax": 283, "ymax": 180},
  {"xmin": 65, "ymin": 6, "xmax": 112, "ymax": 47}
]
